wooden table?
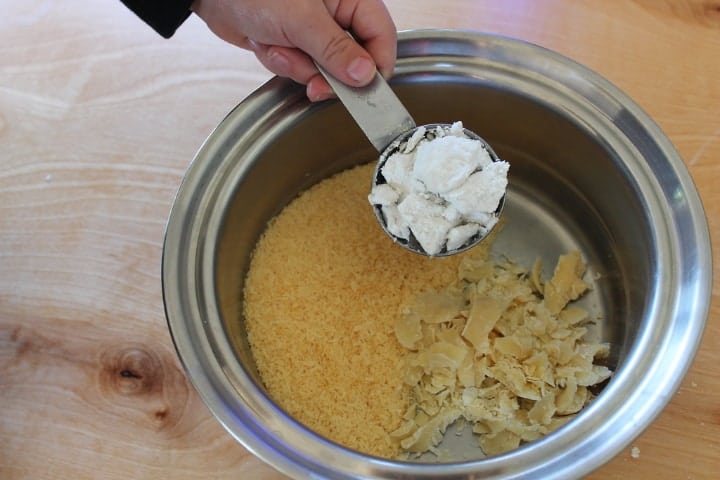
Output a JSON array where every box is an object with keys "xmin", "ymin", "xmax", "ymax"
[{"xmin": 1, "ymin": 1, "xmax": 718, "ymax": 478}]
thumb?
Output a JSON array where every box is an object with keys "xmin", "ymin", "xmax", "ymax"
[{"xmin": 289, "ymin": 16, "xmax": 376, "ymax": 87}]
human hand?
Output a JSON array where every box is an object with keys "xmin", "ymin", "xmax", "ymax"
[{"xmin": 191, "ymin": 0, "xmax": 397, "ymax": 101}]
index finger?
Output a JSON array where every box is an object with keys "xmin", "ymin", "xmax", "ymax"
[
  {"xmin": 283, "ymin": 0, "xmax": 397, "ymax": 86},
  {"xmin": 334, "ymin": 0, "xmax": 397, "ymax": 79}
]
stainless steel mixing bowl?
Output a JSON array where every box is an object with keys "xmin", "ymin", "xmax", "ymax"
[{"xmin": 162, "ymin": 30, "xmax": 712, "ymax": 479}]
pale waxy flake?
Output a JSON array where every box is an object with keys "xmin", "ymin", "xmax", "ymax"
[{"xmin": 391, "ymin": 250, "xmax": 612, "ymax": 458}]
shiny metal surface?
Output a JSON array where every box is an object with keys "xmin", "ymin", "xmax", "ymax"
[
  {"xmin": 162, "ymin": 30, "xmax": 712, "ymax": 479},
  {"xmin": 314, "ymin": 62, "xmax": 416, "ymax": 152}
]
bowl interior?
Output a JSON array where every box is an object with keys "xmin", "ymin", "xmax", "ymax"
[{"xmin": 215, "ymin": 76, "xmax": 653, "ymax": 442}]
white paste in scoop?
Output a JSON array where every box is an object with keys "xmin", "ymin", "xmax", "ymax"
[{"xmin": 369, "ymin": 121, "xmax": 509, "ymax": 255}]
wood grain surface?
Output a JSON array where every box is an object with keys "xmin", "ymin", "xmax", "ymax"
[{"xmin": 1, "ymin": 1, "xmax": 718, "ymax": 478}]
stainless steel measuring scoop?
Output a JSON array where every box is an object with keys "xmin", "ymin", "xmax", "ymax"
[{"xmin": 315, "ymin": 63, "xmax": 505, "ymax": 256}]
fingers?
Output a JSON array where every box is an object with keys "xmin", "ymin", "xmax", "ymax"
[
  {"xmin": 306, "ymin": 75, "xmax": 335, "ymax": 102},
  {"xmin": 249, "ymin": 41, "xmax": 335, "ymax": 101},
  {"xmin": 193, "ymin": 0, "xmax": 398, "ymax": 100},
  {"xmin": 332, "ymin": 0, "xmax": 397, "ymax": 80},
  {"xmin": 249, "ymin": 41, "xmax": 314, "ymax": 82},
  {"xmin": 283, "ymin": 5, "xmax": 379, "ymax": 87}
]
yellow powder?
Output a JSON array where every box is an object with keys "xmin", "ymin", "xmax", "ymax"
[{"xmin": 243, "ymin": 162, "xmax": 488, "ymax": 458}]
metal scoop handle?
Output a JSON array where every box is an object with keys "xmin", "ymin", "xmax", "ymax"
[{"xmin": 314, "ymin": 62, "xmax": 416, "ymax": 152}]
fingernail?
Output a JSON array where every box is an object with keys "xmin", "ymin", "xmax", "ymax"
[
  {"xmin": 307, "ymin": 82, "xmax": 334, "ymax": 102},
  {"xmin": 247, "ymin": 38, "xmax": 260, "ymax": 52},
  {"xmin": 310, "ymin": 90, "xmax": 334, "ymax": 102},
  {"xmin": 267, "ymin": 49, "xmax": 290, "ymax": 72},
  {"xmin": 347, "ymin": 57, "xmax": 375, "ymax": 83}
]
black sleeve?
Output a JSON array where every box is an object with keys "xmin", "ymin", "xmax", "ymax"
[{"xmin": 121, "ymin": 0, "xmax": 197, "ymax": 38}]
